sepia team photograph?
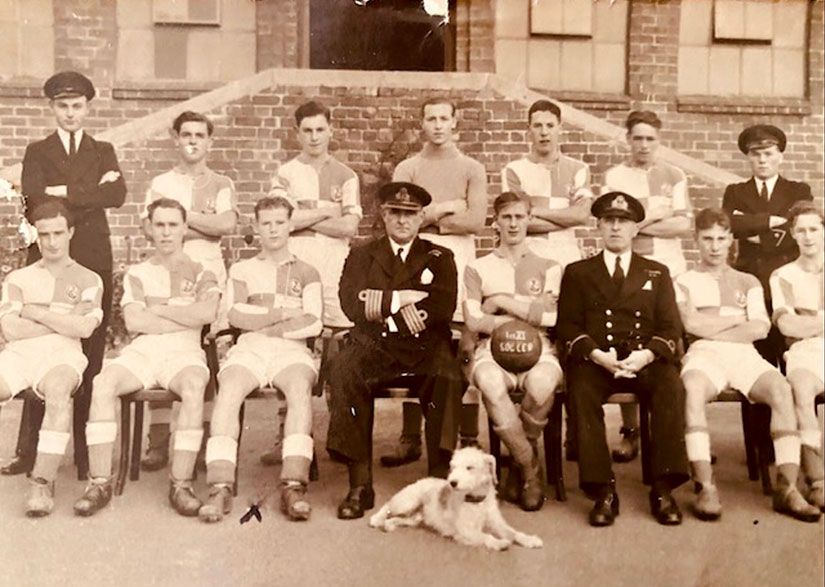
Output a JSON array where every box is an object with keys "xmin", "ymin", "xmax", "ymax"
[{"xmin": 0, "ymin": 1, "xmax": 823, "ymax": 585}]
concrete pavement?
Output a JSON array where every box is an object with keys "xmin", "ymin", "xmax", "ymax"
[{"xmin": 1, "ymin": 398, "xmax": 823, "ymax": 587}]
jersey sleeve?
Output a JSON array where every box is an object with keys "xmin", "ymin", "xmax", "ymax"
[
  {"xmin": 0, "ymin": 272, "xmax": 24, "ymax": 319},
  {"xmin": 80, "ymin": 272, "xmax": 104, "ymax": 326},
  {"xmin": 671, "ymin": 167, "xmax": 691, "ymax": 217},
  {"xmin": 121, "ymin": 268, "xmax": 146, "ymax": 308},
  {"xmin": 215, "ymin": 176, "xmax": 238, "ymax": 215},
  {"xmin": 769, "ymin": 268, "xmax": 796, "ymax": 321},
  {"xmin": 745, "ymin": 276, "xmax": 770, "ymax": 325},
  {"xmin": 341, "ymin": 172, "xmax": 362, "ymax": 219}
]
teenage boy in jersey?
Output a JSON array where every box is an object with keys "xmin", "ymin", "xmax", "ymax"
[
  {"xmin": 383, "ymin": 98, "xmax": 487, "ymax": 466},
  {"xmin": 464, "ymin": 192, "xmax": 563, "ymax": 511},
  {"xmin": 603, "ymin": 110, "xmax": 692, "ymax": 464},
  {"xmin": 676, "ymin": 208, "xmax": 819, "ymax": 523},
  {"xmin": 73, "ymin": 199, "xmax": 219, "ymax": 517},
  {"xmin": 199, "ymin": 196, "xmax": 322, "ymax": 524},
  {"xmin": 770, "ymin": 202, "xmax": 825, "ymax": 513},
  {"xmin": 259, "ymin": 100, "xmax": 361, "ymax": 467},
  {"xmin": 0, "ymin": 202, "xmax": 103, "ymax": 516},
  {"xmin": 140, "ymin": 111, "xmax": 238, "ymax": 473},
  {"xmin": 3, "ymin": 71, "xmax": 126, "ymax": 479},
  {"xmin": 501, "ymin": 99, "xmax": 592, "ymax": 267}
]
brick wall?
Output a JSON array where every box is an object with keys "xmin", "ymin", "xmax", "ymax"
[{"xmin": 1, "ymin": 0, "xmax": 823, "ymax": 269}]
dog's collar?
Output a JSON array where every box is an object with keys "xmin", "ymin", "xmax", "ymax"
[{"xmin": 464, "ymin": 494, "xmax": 486, "ymax": 503}]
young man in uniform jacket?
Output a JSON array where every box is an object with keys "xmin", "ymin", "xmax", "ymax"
[
  {"xmin": 2, "ymin": 71, "xmax": 126, "ymax": 479},
  {"xmin": 326, "ymin": 182, "xmax": 462, "ymax": 520},
  {"xmin": 722, "ymin": 124, "xmax": 812, "ymax": 363},
  {"xmin": 557, "ymin": 191, "xmax": 689, "ymax": 527}
]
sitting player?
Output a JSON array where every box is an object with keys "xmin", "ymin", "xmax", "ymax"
[
  {"xmin": 73, "ymin": 198, "xmax": 219, "ymax": 517},
  {"xmin": 199, "ymin": 195, "xmax": 323, "ymax": 523},
  {"xmin": 0, "ymin": 201, "xmax": 102, "ymax": 516},
  {"xmin": 770, "ymin": 201, "xmax": 825, "ymax": 512},
  {"xmin": 463, "ymin": 192, "xmax": 563, "ymax": 511},
  {"xmin": 676, "ymin": 208, "xmax": 820, "ymax": 522}
]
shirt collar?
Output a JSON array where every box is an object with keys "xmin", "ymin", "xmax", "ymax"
[
  {"xmin": 755, "ymin": 175, "xmax": 779, "ymax": 198},
  {"xmin": 603, "ymin": 249, "xmax": 631, "ymax": 276},
  {"xmin": 388, "ymin": 237, "xmax": 413, "ymax": 262},
  {"xmin": 56, "ymin": 128, "xmax": 83, "ymax": 155},
  {"xmin": 255, "ymin": 252, "xmax": 297, "ymax": 266}
]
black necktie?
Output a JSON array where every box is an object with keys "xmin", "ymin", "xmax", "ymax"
[
  {"xmin": 760, "ymin": 181, "xmax": 768, "ymax": 201},
  {"xmin": 69, "ymin": 131, "xmax": 76, "ymax": 157},
  {"xmin": 396, "ymin": 247, "xmax": 405, "ymax": 265},
  {"xmin": 613, "ymin": 256, "xmax": 625, "ymax": 289}
]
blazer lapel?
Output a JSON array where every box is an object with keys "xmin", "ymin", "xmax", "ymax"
[
  {"xmin": 591, "ymin": 252, "xmax": 617, "ymax": 301},
  {"xmin": 618, "ymin": 254, "xmax": 648, "ymax": 302},
  {"xmin": 43, "ymin": 132, "xmax": 69, "ymax": 171},
  {"xmin": 67, "ymin": 133, "xmax": 96, "ymax": 181},
  {"xmin": 370, "ymin": 237, "xmax": 397, "ymax": 279}
]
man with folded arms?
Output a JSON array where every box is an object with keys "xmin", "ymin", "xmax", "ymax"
[
  {"xmin": 770, "ymin": 201, "xmax": 825, "ymax": 513},
  {"xmin": 0, "ymin": 201, "xmax": 102, "ymax": 516},
  {"xmin": 464, "ymin": 192, "xmax": 563, "ymax": 511},
  {"xmin": 199, "ymin": 195, "xmax": 323, "ymax": 523},
  {"xmin": 557, "ymin": 191, "xmax": 689, "ymax": 527},
  {"xmin": 73, "ymin": 198, "xmax": 219, "ymax": 517},
  {"xmin": 327, "ymin": 182, "xmax": 461, "ymax": 520},
  {"xmin": 676, "ymin": 207, "xmax": 819, "ymax": 522}
]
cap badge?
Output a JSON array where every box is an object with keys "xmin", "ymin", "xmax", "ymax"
[
  {"xmin": 397, "ymin": 187, "xmax": 410, "ymax": 202},
  {"xmin": 611, "ymin": 195, "xmax": 629, "ymax": 211}
]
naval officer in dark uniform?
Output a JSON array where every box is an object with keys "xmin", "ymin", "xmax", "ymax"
[
  {"xmin": 2, "ymin": 72, "xmax": 126, "ymax": 478},
  {"xmin": 557, "ymin": 191, "xmax": 689, "ymax": 527},
  {"xmin": 722, "ymin": 124, "xmax": 813, "ymax": 363},
  {"xmin": 326, "ymin": 182, "xmax": 462, "ymax": 520}
]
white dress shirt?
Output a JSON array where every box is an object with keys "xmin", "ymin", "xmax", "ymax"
[
  {"xmin": 755, "ymin": 175, "xmax": 779, "ymax": 200},
  {"xmin": 56, "ymin": 127, "xmax": 83, "ymax": 155},
  {"xmin": 603, "ymin": 249, "xmax": 632, "ymax": 278}
]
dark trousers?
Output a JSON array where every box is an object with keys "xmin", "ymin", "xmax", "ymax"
[
  {"xmin": 14, "ymin": 269, "xmax": 112, "ymax": 479},
  {"xmin": 567, "ymin": 359, "xmax": 689, "ymax": 496},
  {"xmin": 326, "ymin": 337, "xmax": 462, "ymax": 481}
]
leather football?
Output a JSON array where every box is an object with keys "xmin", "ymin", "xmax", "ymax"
[{"xmin": 490, "ymin": 319, "xmax": 542, "ymax": 373}]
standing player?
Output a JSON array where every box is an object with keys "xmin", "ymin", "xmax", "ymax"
[
  {"xmin": 258, "ymin": 100, "xmax": 361, "ymax": 466},
  {"xmin": 0, "ymin": 202, "xmax": 102, "ymax": 516},
  {"xmin": 139, "ymin": 111, "xmax": 238, "ymax": 473},
  {"xmin": 199, "ymin": 196, "xmax": 323, "ymax": 524},
  {"xmin": 603, "ymin": 110, "xmax": 692, "ymax": 464},
  {"xmin": 501, "ymin": 99, "xmax": 592, "ymax": 267},
  {"xmin": 770, "ymin": 202, "xmax": 825, "ymax": 512},
  {"xmin": 3, "ymin": 72, "xmax": 126, "ymax": 478},
  {"xmin": 723, "ymin": 124, "xmax": 813, "ymax": 364},
  {"xmin": 464, "ymin": 192, "xmax": 563, "ymax": 511},
  {"xmin": 676, "ymin": 208, "xmax": 819, "ymax": 522},
  {"xmin": 73, "ymin": 198, "xmax": 219, "ymax": 517},
  {"xmin": 382, "ymin": 97, "xmax": 487, "ymax": 466}
]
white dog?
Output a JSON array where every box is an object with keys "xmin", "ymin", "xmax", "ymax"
[{"xmin": 369, "ymin": 447, "xmax": 543, "ymax": 551}]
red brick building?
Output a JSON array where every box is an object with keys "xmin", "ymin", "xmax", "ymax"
[{"xmin": 1, "ymin": 0, "xmax": 822, "ymax": 264}]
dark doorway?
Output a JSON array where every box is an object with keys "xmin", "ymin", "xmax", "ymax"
[{"xmin": 309, "ymin": 0, "xmax": 455, "ymax": 71}]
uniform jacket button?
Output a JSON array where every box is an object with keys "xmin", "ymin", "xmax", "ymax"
[
  {"xmin": 606, "ymin": 321, "xmax": 612, "ymax": 328},
  {"xmin": 606, "ymin": 334, "xmax": 614, "ymax": 341}
]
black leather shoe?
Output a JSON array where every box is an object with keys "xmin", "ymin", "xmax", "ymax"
[
  {"xmin": 337, "ymin": 485, "xmax": 375, "ymax": 520},
  {"xmin": 1, "ymin": 456, "xmax": 34, "ymax": 477},
  {"xmin": 588, "ymin": 492, "xmax": 619, "ymax": 527},
  {"xmin": 611, "ymin": 427, "xmax": 639, "ymax": 463},
  {"xmin": 379, "ymin": 439, "xmax": 422, "ymax": 468},
  {"xmin": 650, "ymin": 491, "xmax": 683, "ymax": 526}
]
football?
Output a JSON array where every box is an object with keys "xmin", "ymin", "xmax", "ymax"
[{"xmin": 490, "ymin": 319, "xmax": 542, "ymax": 373}]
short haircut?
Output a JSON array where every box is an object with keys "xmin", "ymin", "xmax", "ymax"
[
  {"xmin": 29, "ymin": 200, "xmax": 74, "ymax": 229},
  {"xmin": 788, "ymin": 200, "xmax": 824, "ymax": 228},
  {"xmin": 625, "ymin": 110, "xmax": 662, "ymax": 132},
  {"xmin": 173, "ymin": 111, "xmax": 214, "ymax": 136},
  {"xmin": 694, "ymin": 207, "xmax": 731, "ymax": 233},
  {"xmin": 147, "ymin": 197, "xmax": 187, "ymax": 223},
  {"xmin": 493, "ymin": 192, "xmax": 531, "ymax": 216},
  {"xmin": 420, "ymin": 97, "xmax": 456, "ymax": 118},
  {"xmin": 255, "ymin": 195, "xmax": 294, "ymax": 220},
  {"xmin": 528, "ymin": 100, "xmax": 561, "ymax": 124},
  {"xmin": 294, "ymin": 101, "xmax": 330, "ymax": 125}
]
